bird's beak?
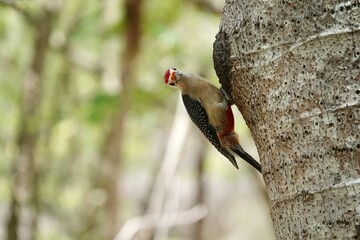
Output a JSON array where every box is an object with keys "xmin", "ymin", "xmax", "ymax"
[{"xmin": 174, "ymin": 70, "xmax": 182, "ymax": 83}]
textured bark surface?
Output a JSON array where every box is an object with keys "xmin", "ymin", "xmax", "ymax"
[{"xmin": 214, "ymin": 0, "xmax": 360, "ymax": 239}]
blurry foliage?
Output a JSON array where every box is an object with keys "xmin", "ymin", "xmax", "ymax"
[
  {"xmin": 86, "ymin": 92, "xmax": 119, "ymax": 123},
  {"xmin": 0, "ymin": 0, "xmax": 274, "ymax": 239}
]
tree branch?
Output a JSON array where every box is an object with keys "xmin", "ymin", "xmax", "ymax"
[
  {"xmin": 187, "ymin": 0, "xmax": 222, "ymax": 15},
  {"xmin": 114, "ymin": 204, "xmax": 208, "ymax": 240},
  {"xmin": 0, "ymin": 0, "xmax": 36, "ymax": 24}
]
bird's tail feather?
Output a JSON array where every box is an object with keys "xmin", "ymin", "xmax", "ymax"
[
  {"xmin": 220, "ymin": 149, "xmax": 239, "ymax": 169},
  {"xmin": 231, "ymin": 147, "xmax": 262, "ymax": 173}
]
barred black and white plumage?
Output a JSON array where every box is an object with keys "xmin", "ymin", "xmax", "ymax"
[{"xmin": 182, "ymin": 94, "xmax": 239, "ymax": 169}]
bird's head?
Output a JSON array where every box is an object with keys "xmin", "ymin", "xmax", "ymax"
[{"xmin": 164, "ymin": 67, "xmax": 182, "ymax": 88}]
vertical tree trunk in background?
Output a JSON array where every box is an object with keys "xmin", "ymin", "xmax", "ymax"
[
  {"xmin": 193, "ymin": 137, "xmax": 206, "ymax": 240},
  {"xmin": 101, "ymin": 0, "xmax": 142, "ymax": 239},
  {"xmin": 7, "ymin": 7, "xmax": 56, "ymax": 240},
  {"xmin": 214, "ymin": 0, "xmax": 360, "ymax": 239}
]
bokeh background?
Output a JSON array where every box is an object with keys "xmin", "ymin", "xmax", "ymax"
[{"xmin": 0, "ymin": 0, "xmax": 275, "ymax": 239}]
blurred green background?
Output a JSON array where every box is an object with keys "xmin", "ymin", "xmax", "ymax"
[{"xmin": 0, "ymin": 0, "xmax": 274, "ymax": 239}]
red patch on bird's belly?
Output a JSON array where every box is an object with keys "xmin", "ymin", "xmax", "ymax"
[{"xmin": 218, "ymin": 105, "xmax": 235, "ymax": 137}]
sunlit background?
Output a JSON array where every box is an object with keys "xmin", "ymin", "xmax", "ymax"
[{"xmin": 0, "ymin": 0, "xmax": 275, "ymax": 239}]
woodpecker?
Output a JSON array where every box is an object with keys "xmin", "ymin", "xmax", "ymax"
[{"xmin": 164, "ymin": 67, "xmax": 261, "ymax": 173}]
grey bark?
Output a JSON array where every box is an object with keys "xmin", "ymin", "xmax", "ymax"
[{"xmin": 214, "ymin": 0, "xmax": 360, "ymax": 239}]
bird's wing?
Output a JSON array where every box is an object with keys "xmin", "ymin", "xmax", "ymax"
[{"xmin": 182, "ymin": 94, "xmax": 238, "ymax": 169}]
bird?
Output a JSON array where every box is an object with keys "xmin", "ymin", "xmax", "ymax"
[{"xmin": 164, "ymin": 67, "xmax": 261, "ymax": 173}]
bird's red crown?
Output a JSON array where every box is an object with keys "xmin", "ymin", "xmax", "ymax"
[{"xmin": 164, "ymin": 69, "xmax": 171, "ymax": 84}]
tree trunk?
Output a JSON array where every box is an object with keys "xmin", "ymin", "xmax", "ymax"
[
  {"xmin": 213, "ymin": 0, "xmax": 360, "ymax": 239},
  {"xmin": 7, "ymin": 6, "xmax": 56, "ymax": 240},
  {"xmin": 193, "ymin": 137, "xmax": 206, "ymax": 240},
  {"xmin": 101, "ymin": 0, "xmax": 142, "ymax": 239}
]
